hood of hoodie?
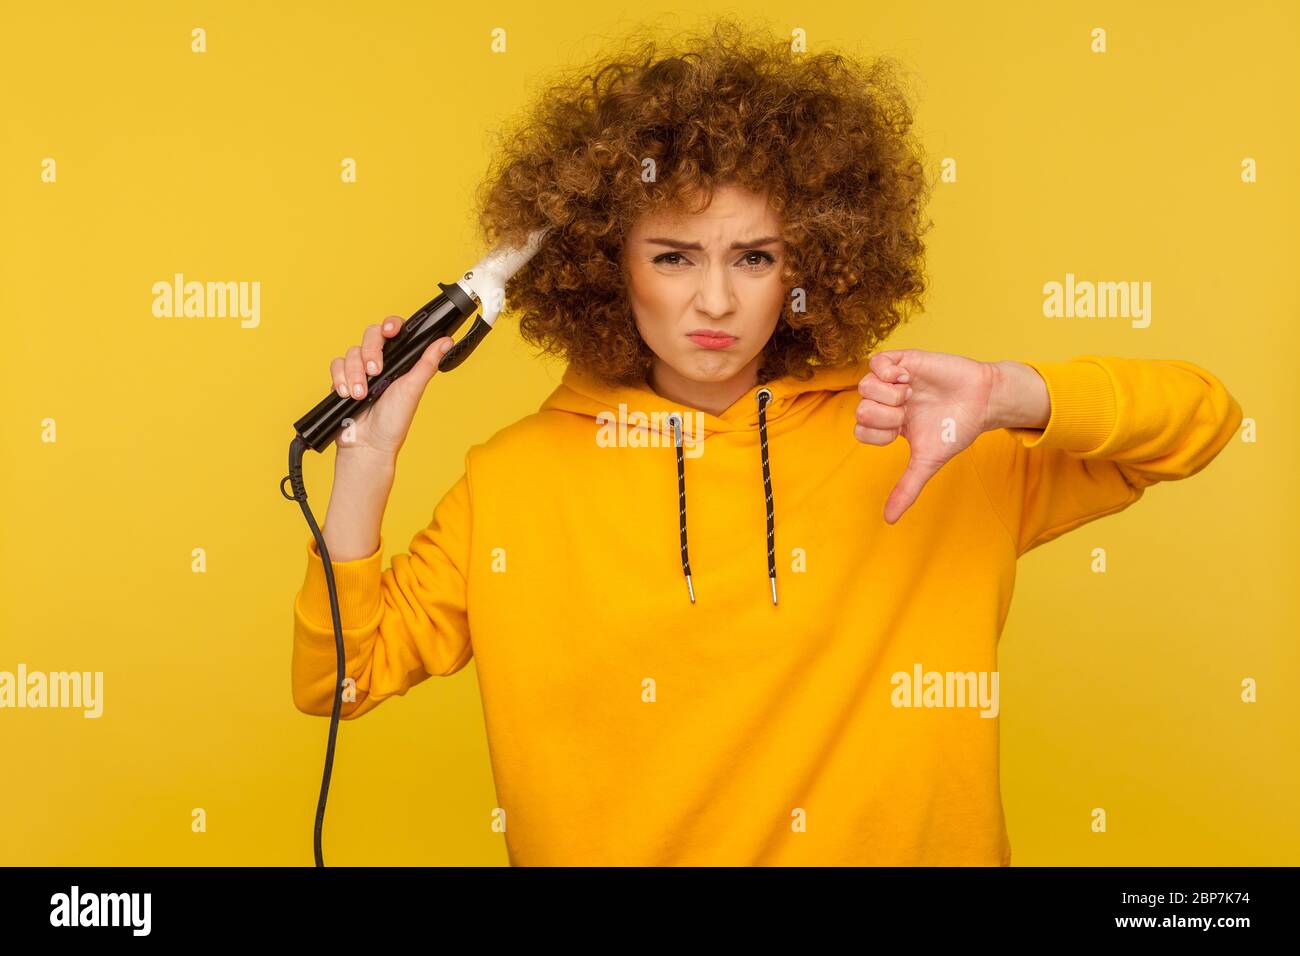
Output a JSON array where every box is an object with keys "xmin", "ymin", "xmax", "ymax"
[{"xmin": 538, "ymin": 357, "xmax": 872, "ymax": 605}]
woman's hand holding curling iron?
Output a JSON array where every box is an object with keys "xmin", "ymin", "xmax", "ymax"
[
  {"xmin": 855, "ymin": 349, "xmax": 1051, "ymax": 524},
  {"xmin": 330, "ymin": 316, "xmax": 455, "ymax": 465},
  {"xmin": 319, "ymin": 317, "xmax": 454, "ymax": 561}
]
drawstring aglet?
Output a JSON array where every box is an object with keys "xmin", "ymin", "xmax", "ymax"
[
  {"xmin": 685, "ymin": 573, "xmax": 695, "ymax": 604},
  {"xmin": 769, "ymin": 575, "xmax": 777, "ymax": 606}
]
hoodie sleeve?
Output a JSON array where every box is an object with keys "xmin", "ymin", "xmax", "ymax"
[
  {"xmin": 967, "ymin": 355, "xmax": 1243, "ymax": 557},
  {"xmin": 291, "ymin": 465, "xmax": 474, "ymax": 719}
]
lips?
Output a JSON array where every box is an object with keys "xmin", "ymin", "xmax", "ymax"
[{"xmin": 687, "ymin": 331, "xmax": 737, "ymax": 349}]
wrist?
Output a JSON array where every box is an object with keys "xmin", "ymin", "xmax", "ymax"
[
  {"xmin": 985, "ymin": 360, "xmax": 1051, "ymax": 431},
  {"xmin": 335, "ymin": 445, "xmax": 398, "ymax": 480},
  {"xmin": 323, "ymin": 452, "xmax": 394, "ymax": 562}
]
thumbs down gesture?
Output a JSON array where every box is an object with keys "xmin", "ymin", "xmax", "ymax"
[{"xmin": 855, "ymin": 349, "xmax": 1050, "ymax": 524}]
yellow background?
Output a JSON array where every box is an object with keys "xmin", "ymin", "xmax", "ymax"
[{"xmin": 1, "ymin": 0, "xmax": 1296, "ymax": 865}]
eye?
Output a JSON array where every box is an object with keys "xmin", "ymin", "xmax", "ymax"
[
  {"xmin": 652, "ymin": 252, "xmax": 691, "ymax": 268},
  {"xmin": 738, "ymin": 250, "xmax": 776, "ymax": 271}
]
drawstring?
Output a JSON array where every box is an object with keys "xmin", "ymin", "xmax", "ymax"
[
  {"xmin": 756, "ymin": 387, "xmax": 777, "ymax": 605},
  {"xmin": 668, "ymin": 412, "xmax": 694, "ymax": 604},
  {"xmin": 668, "ymin": 387, "xmax": 778, "ymax": 607}
]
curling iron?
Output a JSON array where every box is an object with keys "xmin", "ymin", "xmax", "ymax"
[
  {"xmin": 290, "ymin": 226, "xmax": 550, "ymax": 452},
  {"xmin": 280, "ymin": 226, "xmax": 549, "ymax": 866}
]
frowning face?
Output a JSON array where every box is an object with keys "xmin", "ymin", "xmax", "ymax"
[{"xmin": 623, "ymin": 183, "xmax": 787, "ymax": 398}]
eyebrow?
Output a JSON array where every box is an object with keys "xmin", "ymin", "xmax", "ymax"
[{"xmin": 643, "ymin": 235, "xmax": 783, "ymax": 251}]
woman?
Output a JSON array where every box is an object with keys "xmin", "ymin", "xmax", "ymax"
[{"xmin": 290, "ymin": 22, "xmax": 1241, "ymax": 865}]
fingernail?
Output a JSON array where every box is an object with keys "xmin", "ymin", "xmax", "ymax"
[
  {"xmin": 383, "ymin": 322, "xmax": 394, "ymax": 332},
  {"xmin": 441, "ymin": 340, "xmax": 454, "ymax": 354},
  {"xmin": 905, "ymin": 387, "xmax": 913, "ymax": 400},
  {"xmin": 898, "ymin": 372, "xmax": 910, "ymax": 383},
  {"xmin": 336, "ymin": 383, "xmax": 348, "ymax": 398},
  {"xmin": 352, "ymin": 383, "xmax": 363, "ymax": 397},
  {"xmin": 367, "ymin": 360, "xmax": 377, "ymax": 374}
]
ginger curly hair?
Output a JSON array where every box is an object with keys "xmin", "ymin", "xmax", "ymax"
[{"xmin": 473, "ymin": 18, "xmax": 932, "ymax": 386}]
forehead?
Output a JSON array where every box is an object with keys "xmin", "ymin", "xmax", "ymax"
[{"xmin": 631, "ymin": 184, "xmax": 779, "ymax": 237}]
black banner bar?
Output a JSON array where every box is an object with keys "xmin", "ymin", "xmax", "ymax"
[{"xmin": 0, "ymin": 866, "xmax": 1287, "ymax": 941}]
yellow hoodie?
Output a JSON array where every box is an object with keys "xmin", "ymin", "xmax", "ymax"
[{"xmin": 291, "ymin": 354, "xmax": 1241, "ymax": 865}]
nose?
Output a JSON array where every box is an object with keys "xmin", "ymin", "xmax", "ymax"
[{"xmin": 692, "ymin": 258, "xmax": 737, "ymax": 319}]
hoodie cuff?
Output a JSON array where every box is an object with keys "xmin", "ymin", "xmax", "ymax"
[
  {"xmin": 297, "ymin": 535, "xmax": 385, "ymax": 630},
  {"xmin": 1005, "ymin": 358, "xmax": 1118, "ymax": 454}
]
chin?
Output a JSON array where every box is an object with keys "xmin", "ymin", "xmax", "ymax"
[{"xmin": 675, "ymin": 350, "xmax": 749, "ymax": 382}]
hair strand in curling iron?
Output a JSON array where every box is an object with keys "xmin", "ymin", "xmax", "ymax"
[{"xmin": 279, "ymin": 226, "xmax": 549, "ymax": 865}]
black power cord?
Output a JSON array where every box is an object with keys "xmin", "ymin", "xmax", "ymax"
[{"xmin": 280, "ymin": 434, "xmax": 345, "ymax": 867}]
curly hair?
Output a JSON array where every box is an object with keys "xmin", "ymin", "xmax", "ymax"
[{"xmin": 473, "ymin": 18, "xmax": 932, "ymax": 386}]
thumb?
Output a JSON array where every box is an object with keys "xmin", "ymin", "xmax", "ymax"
[
  {"xmin": 884, "ymin": 452, "xmax": 941, "ymax": 524},
  {"xmin": 400, "ymin": 336, "xmax": 455, "ymax": 394}
]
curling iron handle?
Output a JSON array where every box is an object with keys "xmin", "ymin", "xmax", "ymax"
[
  {"xmin": 292, "ymin": 280, "xmax": 478, "ymax": 452},
  {"xmin": 439, "ymin": 316, "xmax": 493, "ymax": 371}
]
